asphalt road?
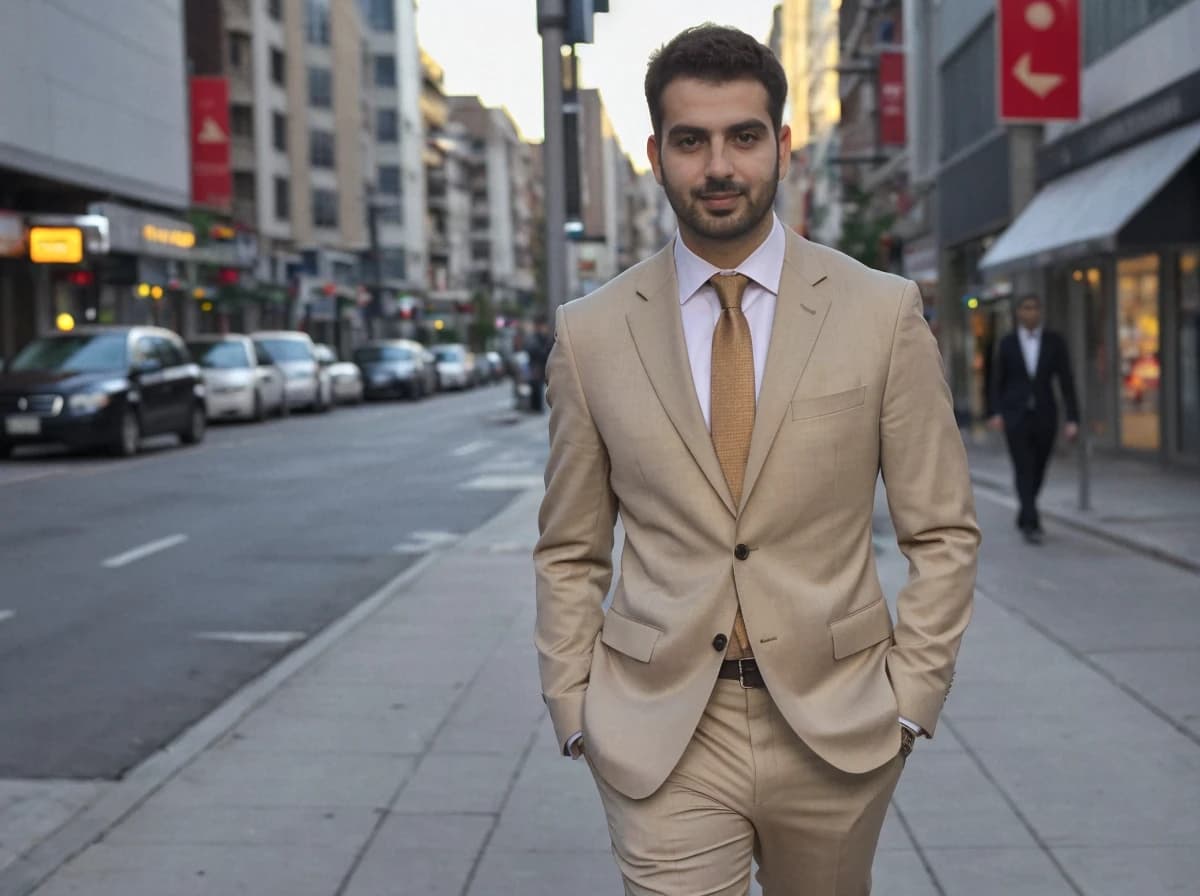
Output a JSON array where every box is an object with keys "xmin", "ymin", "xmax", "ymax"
[{"xmin": 0, "ymin": 383, "xmax": 548, "ymax": 780}]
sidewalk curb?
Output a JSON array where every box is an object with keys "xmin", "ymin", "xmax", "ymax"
[
  {"xmin": 0, "ymin": 488, "xmax": 538, "ymax": 896},
  {"xmin": 970, "ymin": 471, "xmax": 1200, "ymax": 575}
]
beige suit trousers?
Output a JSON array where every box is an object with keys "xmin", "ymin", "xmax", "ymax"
[{"xmin": 587, "ymin": 680, "xmax": 904, "ymax": 895}]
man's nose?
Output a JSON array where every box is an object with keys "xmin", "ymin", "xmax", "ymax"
[{"xmin": 705, "ymin": 139, "xmax": 735, "ymax": 180}]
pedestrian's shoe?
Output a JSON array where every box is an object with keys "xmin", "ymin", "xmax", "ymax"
[{"xmin": 1023, "ymin": 528, "xmax": 1044, "ymax": 546}]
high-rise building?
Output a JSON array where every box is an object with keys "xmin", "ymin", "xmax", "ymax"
[
  {"xmin": 1, "ymin": 1, "xmax": 192, "ymax": 356},
  {"xmin": 361, "ymin": 0, "xmax": 428, "ymax": 306}
]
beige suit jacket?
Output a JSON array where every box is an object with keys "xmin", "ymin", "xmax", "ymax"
[{"xmin": 534, "ymin": 231, "xmax": 980, "ymax": 800}]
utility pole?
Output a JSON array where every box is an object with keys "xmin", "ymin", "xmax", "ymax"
[{"xmin": 537, "ymin": 0, "xmax": 568, "ymax": 323}]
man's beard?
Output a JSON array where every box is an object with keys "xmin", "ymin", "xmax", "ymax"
[{"xmin": 661, "ymin": 156, "xmax": 779, "ymax": 243}]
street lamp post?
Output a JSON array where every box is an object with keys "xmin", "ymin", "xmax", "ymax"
[{"xmin": 538, "ymin": 0, "xmax": 568, "ymax": 323}]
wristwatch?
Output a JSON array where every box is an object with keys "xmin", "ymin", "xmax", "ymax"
[{"xmin": 899, "ymin": 726, "xmax": 916, "ymax": 758}]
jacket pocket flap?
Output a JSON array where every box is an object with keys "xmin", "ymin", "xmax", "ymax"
[
  {"xmin": 601, "ymin": 610, "xmax": 661, "ymax": 663},
  {"xmin": 830, "ymin": 599, "xmax": 893, "ymax": 660},
  {"xmin": 791, "ymin": 385, "xmax": 866, "ymax": 420}
]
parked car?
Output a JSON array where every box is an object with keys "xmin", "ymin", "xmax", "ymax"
[
  {"xmin": 187, "ymin": 335, "xmax": 287, "ymax": 422},
  {"xmin": 314, "ymin": 343, "xmax": 364, "ymax": 405},
  {"xmin": 354, "ymin": 340, "xmax": 436, "ymax": 400},
  {"xmin": 250, "ymin": 331, "xmax": 332, "ymax": 413},
  {"xmin": 0, "ymin": 326, "xmax": 206, "ymax": 458},
  {"xmin": 431, "ymin": 344, "xmax": 475, "ymax": 391},
  {"xmin": 474, "ymin": 352, "xmax": 495, "ymax": 386}
]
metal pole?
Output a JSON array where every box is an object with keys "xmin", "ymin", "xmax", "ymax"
[
  {"xmin": 367, "ymin": 193, "xmax": 385, "ymax": 340},
  {"xmin": 538, "ymin": 0, "xmax": 568, "ymax": 322},
  {"xmin": 1071, "ymin": 281, "xmax": 1091, "ymax": 511}
]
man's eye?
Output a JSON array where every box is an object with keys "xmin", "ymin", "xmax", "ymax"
[
  {"xmin": 677, "ymin": 136, "xmax": 699, "ymax": 148},
  {"xmin": 736, "ymin": 132, "xmax": 759, "ymax": 144}
]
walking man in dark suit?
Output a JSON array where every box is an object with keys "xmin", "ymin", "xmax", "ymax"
[{"xmin": 988, "ymin": 294, "xmax": 1080, "ymax": 544}]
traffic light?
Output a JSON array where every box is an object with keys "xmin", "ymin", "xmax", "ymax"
[{"xmin": 565, "ymin": 0, "xmax": 608, "ymax": 45}]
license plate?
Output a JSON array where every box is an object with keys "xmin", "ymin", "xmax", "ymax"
[{"xmin": 5, "ymin": 414, "xmax": 41, "ymax": 436}]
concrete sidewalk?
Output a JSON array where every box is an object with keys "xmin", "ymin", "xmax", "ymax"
[
  {"xmin": 4, "ymin": 477, "xmax": 1199, "ymax": 895},
  {"xmin": 965, "ymin": 428, "xmax": 1200, "ymax": 572}
]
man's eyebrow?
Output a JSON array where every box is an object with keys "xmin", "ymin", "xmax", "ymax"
[{"xmin": 665, "ymin": 120, "xmax": 769, "ymax": 140}]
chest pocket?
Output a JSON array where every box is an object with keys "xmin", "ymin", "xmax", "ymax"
[{"xmin": 791, "ymin": 385, "xmax": 866, "ymax": 421}]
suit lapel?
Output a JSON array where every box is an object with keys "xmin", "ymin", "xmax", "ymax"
[
  {"xmin": 739, "ymin": 233, "xmax": 832, "ymax": 514},
  {"xmin": 627, "ymin": 243, "xmax": 736, "ymax": 516}
]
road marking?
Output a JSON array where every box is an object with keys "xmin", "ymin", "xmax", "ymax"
[
  {"xmin": 452, "ymin": 440, "xmax": 492, "ymax": 457},
  {"xmin": 195, "ymin": 631, "xmax": 307, "ymax": 645},
  {"xmin": 102, "ymin": 534, "xmax": 189, "ymax": 569},
  {"xmin": 393, "ymin": 530, "xmax": 461, "ymax": 555},
  {"xmin": 0, "ymin": 610, "xmax": 14, "ymax": 623},
  {"xmin": 460, "ymin": 474, "xmax": 544, "ymax": 491}
]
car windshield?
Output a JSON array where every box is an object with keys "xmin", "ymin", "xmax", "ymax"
[
  {"xmin": 188, "ymin": 341, "xmax": 249, "ymax": 369},
  {"xmin": 355, "ymin": 346, "xmax": 413, "ymax": 363},
  {"xmin": 256, "ymin": 339, "xmax": 311, "ymax": 362},
  {"xmin": 433, "ymin": 347, "xmax": 464, "ymax": 362},
  {"xmin": 7, "ymin": 333, "xmax": 128, "ymax": 373}
]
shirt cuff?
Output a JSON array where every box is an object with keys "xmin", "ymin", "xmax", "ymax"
[
  {"xmin": 564, "ymin": 731, "xmax": 584, "ymax": 758},
  {"xmin": 899, "ymin": 717, "xmax": 925, "ymax": 737}
]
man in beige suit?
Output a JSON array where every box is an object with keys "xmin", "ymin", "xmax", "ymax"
[{"xmin": 534, "ymin": 24, "xmax": 980, "ymax": 895}]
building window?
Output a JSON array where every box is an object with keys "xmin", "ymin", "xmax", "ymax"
[
  {"xmin": 1083, "ymin": 0, "xmax": 1189, "ymax": 63},
  {"xmin": 234, "ymin": 172, "xmax": 255, "ymax": 201},
  {"xmin": 308, "ymin": 66, "xmax": 333, "ymax": 108},
  {"xmin": 305, "ymin": 0, "xmax": 331, "ymax": 46},
  {"xmin": 313, "ymin": 189, "xmax": 339, "ymax": 229},
  {"xmin": 275, "ymin": 176, "xmax": 290, "ymax": 221},
  {"xmin": 270, "ymin": 48, "xmax": 286, "ymax": 87},
  {"xmin": 374, "ymin": 54, "xmax": 396, "ymax": 87},
  {"xmin": 376, "ymin": 108, "xmax": 398, "ymax": 142},
  {"xmin": 378, "ymin": 165, "xmax": 401, "ymax": 194},
  {"xmin": 310, "ymin": 129, "xmax": 336, "ymax": 169},
  {"xmin": 229, "ymin": 33, "xmax": 251, "ymax": 71},
  {"xmin": 231, "ymin": 104, "xmax": 253, "ymax": 139},
  {"xmin": 378, "ymin": 248, "xmax": 406, "ymax": 281},
  {"xmin": 366, "ymin": 0, "xmax": 394, "ymax": 31},
  {"xmin": 268, "ymin": 0, "xmax": 282, "ymax": 21},
  {"xmin": 272, "ymin": 111, "xmax": 287, "ymax": 152}
]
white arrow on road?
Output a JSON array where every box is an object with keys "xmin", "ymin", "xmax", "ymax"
[
  {"xmin": 0, "ymin": 610, "xmax": 14, "ymax": 624},
  {"xmin": 1014, "ymin": 52, "xmax": 1063, "ymax": 99},
  {"xmin": 392, "ymin": 530, "xmax": 461, "ymax": 555},
  {"xmin": 103, "ymin": 534, "xmax": 189, "ymax": 569}
]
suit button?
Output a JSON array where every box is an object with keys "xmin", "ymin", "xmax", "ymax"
[
  {"xmin": 712, "ymin": 633, "xmax": 728, "ymax": 652},
  {"xmin": 734, "ymin": 544, "xmax": 750, "ymax": 561}
]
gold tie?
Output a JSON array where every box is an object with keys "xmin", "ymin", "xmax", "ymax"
[{"xmin": 709, "ymin": 273, "xmax": 754, "ymax": 658}]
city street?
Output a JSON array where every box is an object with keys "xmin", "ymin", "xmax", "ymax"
[
  {"xmin": 1, "ymin": 407, "xmax": 1197, "ymax": 894},
  {"xmin": 0, "ymin": 382, "xmax": 540, "ymax": 785}
]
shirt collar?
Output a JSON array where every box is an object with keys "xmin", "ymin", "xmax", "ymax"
[
  {"xmin": 674, "ymin": 214, "xmax": 786, "ymax": 305},
  {"xmin": 1020, "ymin": 326, "xmax": 1043, "ymax": 340}
]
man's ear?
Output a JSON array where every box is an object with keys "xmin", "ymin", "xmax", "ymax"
[
  {"xmin": 777, "ymin": 124, "xmax": 792, "ymax": 181},
  {"xmin": 647, "ymin": 134, "xmax": 664, "ymax": 185}
]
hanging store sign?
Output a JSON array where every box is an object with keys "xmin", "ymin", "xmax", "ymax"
[
  {"xmin": 998, "ymin": 0, "xmax": 1081, "ymax": 122},
  {"xmin": 29, "ymin": 227, "xmax": 84, "ymax": 264},
  {"xmin": 878, "ymin": 51, "xmax": 907, "ymax": 147},
  {"xmin": 190, "ymin": 76, "xmax": 233, "ymax": 210}
]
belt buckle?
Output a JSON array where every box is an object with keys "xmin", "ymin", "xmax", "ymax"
[{"xmin": 737, "ymin": 658, "xmax": 753, "ymax": 689}]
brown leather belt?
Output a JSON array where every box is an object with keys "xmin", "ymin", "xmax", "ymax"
[{"xmin": 718, "ymin": 657, "xmax": 766, "ymax": 689}]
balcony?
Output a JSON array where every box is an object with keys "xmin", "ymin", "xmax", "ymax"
[
  {"xmin": 223, "ymin": 0, "xmax": 251, "ymax": 33},
  {"xmin": 232, "ymin": 135, "xmax": 256, "ymax": 172}
]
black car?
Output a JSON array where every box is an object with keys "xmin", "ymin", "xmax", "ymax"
[
  {"xmin": 0, "ymin": 326, "xmax": 207, "ymax": 458},
  {"xmin": 353, "ymin": 341, "xmax": 436, "ymax": 400}
]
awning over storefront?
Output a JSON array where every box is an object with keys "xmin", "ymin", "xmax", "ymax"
[{"xmin": 980, "ymin": 120, "xmax": 1200, "ymax": 276}]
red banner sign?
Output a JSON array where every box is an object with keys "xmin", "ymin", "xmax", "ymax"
[
  {"xmin": 878, "ymin": 51, "xmax": 906, "ymax": 147},
  {"xmin": 190, "ymin": 77, "xmax": 232, "ymax": 210},
  {"xmin": 998, "ymin": 0, "xmax": 1081, "ymax": 122}
]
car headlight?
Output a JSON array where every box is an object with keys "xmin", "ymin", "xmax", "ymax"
[{"xmin": 69, "ymin": 392, "xmax": 112, "ymax": 414}]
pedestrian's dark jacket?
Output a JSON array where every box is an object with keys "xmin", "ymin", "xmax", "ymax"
[
  {"xmin": 525, "ymin": 332, "xmax": 552, "ymax": 380},
  {"xmin": 990, "ymin": 329, "xmax": 1080, "ymax": 429}
]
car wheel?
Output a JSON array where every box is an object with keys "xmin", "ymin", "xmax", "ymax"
[
  {"xmin": 252, "ymin": 392, "xmax": 265, "ymax": 422},
  {"xmin": 111, "ymin": 408, "xmax": 141, "ymax": 457},
  {"xmin": 181, "ymin": 403, "xmax": 206, "ymax": 445},
  {"xmin": 278, "ymin": 396, "xmax": 290, "ymax": 418},
  {"xmin": 0, "ymin": 442, "xmax": 12, "ymax": 459}
]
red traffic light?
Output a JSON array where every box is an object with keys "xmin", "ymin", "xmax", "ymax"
[
  {"xmin": 67, "ymin": 270, "xmax": 95, "ymax": 287},
  {"xmin": 217, "ymin": 268, "xmax": 240, "ymax": 285}
]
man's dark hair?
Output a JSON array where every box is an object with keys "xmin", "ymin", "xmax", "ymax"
[
  {"xmin": 1017, "ymin": 294, "xmax": 1042, "ymax": 308},
  {"xmin": 645, "ymin": 24, "xmax": 787, "ymax": 140}
]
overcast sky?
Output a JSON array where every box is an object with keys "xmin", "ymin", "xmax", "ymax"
[{"xmin": 416, "ymin": 0, "xmax": 779, "ymax": 169}]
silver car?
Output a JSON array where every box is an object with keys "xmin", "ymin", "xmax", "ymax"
[
  {"xmin": 251, "ymin": 331, "xmax": 333, "ymax": 413},
  {"xmin": 314, "ymin": 343, "xmax": 364, "ymax": 405},
  {"xmin": 188, "ymin": 335, "xmax": 287, "ymax": 422}
]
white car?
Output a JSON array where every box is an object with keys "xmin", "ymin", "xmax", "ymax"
[
  {"xmin": 432, "ymin": 344, "xmax": 474, "ymax": 390},
  {"xmin": 314, "ymin": 343, "xmax": 364, "ymax": 405},
  {"xmin": 187, "ymin": 335, "xmax": 287, "ymax": 422},
  {"xmin": 251, "ymin": 331, "xmax": 332, "ymax": 413}
]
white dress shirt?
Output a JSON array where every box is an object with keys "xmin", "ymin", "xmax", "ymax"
[
  {"xmin": 1019, "ymin": 327, "xmax": 1042, "ymax": 378},
  {"xmin": 564, "ymin": 216, "xmax": 921, "ymax": 758}
]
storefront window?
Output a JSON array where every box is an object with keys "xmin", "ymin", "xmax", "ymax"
[
  {"xmin": 1179, "ymin": 251, "xmax": 1200, "ymax": 456},
  {"xmin": 1117, "ymin": 254, "xmax": 1161, "ymax": 451},
  {"xmin": 1072, "ymin": 265, "xmax": 1115, "ymax": 444}
]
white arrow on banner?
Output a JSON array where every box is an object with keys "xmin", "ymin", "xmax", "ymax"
[{"xmin": 1013, "ymin": 52, "xmax": 1064, "ymax": 99}]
